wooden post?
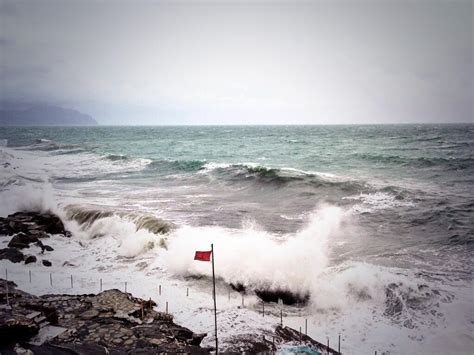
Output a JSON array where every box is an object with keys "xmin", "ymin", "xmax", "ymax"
[
  {"xmin": 338, "ymin": 334, "xmax": 341, "ymax": 353},
  {"xmin": 241, "ymin": 293, "xmax": 244, "ymax": 306},
  {"xmin": 280, "ymin": 309, "xmax": 283, "ymax": 326},
  {"xmin": 50, "ymin": 273, "xmax": 52, "ymax": 287},
  {"xmin": 187, "ymin": 287, "xmax": 189, "ymax": 297},
  {"xmin": 159, "ymin": 284, "xmax": 161, "ymax": 296},
  {"xmin": 327, "ymin": 338, "xmax": 330, "ymax": 355},
  {"xmin": 299, "ymin": 327, "xmax": 302, "ymax": 343},
  {"xmin": 5, "ymin": 269, "xmax": 8, "ymax": 306},
  {"xmin": 100, "ymin": 278, "xmax": 102, "ymax": 292},
  {"xmin": 70, "ymin": 275, "xmax": 73, "ymax": 288},
  {"xmin": 305, "ymin": 318, "xmax": 307, "ymax": 335},
  {"xmin": 166, "ymin": 301, "xmax": 168, "ymax": 314},
  {"xmin": 125, "ymin": 281, "xmax": 127, "ymax": 293},
  {"xmin": 29, "ymin": 270, "xmax": 32, "ymax": 283},
  {"xmin": 211, "ymin": 243, "xmax": 218, "ymax": 354}
]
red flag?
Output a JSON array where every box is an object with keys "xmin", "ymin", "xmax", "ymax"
[{"xmin": 194, "ymin": 250, "xmax": 212, "ymax": 262}]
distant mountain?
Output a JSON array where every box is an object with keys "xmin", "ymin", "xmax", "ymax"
[{"xmin": 0, "ymin": 103, "xmax": 98, "ymax": 126}]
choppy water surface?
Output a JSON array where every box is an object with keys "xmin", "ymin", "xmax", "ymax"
[{"xmin": 1, "ymin": 124, "xmax": 472, "ymax": 353}]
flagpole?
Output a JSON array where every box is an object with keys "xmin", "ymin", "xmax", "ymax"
[{"xmin": 211, "ymin": 243, "xmax": 218, "ymax": 354}]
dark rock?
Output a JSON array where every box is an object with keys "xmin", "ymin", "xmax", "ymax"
[
  {"xmin": 24, "ymin": 255, "xmax": 37, "ymax": 264},
  {"xmin": 8, "ymin": 232, "xmax": 39, "ymax": 249},
  {"xmin": 230, "ymin": 282, "xmax": 247, "ymax": 293},
  {"xmin": 5, "ymin": 212, "xmax": 68, "ymax": 236},
  {"xmin": 0, "ymin": 248, "xmax": 25, "ymax": 263},
  {"xmin": 43, "ymin": 245, "xmax": 54, "ymax": 252},
  {"xmin": 255, "ymin": 288, "xmax": 310, "ymax": 305},
  {"xmin": 42, "ymin": 260, "xmax": 52, "ymax": 267}
]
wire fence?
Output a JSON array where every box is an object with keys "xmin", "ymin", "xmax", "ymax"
[{"xmin": 2, "ymin": 267, "xmax": 353, "ymax": 354}]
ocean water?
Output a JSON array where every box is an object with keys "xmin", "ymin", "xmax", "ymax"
[{"xmin": 0, "ymin": 124, "xmax": 473, "ymax": 353}]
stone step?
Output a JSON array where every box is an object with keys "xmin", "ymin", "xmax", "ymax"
[
  {"xmin": 28, "ymin": 325, "xmax": 68, "ymax": 346},
  {"xmin": 34, "ymin": 315, "xmax": 47, "ymax": 324},
  {"xmin": 25, "ymin": 311, "xmax": 41, "ymax": 320},
  {"xmin": 38, "ymin": 320, "xmax": 50, "ymax": 328}
]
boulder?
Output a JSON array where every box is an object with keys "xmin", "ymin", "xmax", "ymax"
[
  {"xmin": 8, "ymin": 233, "xmax": 39, "ymax": 249},
  {"xmin": 24, "ymin": 255, "xmax": 37, "ymax": 264},
  {"xmin": 43, "ymin": 245, "xmax": 54, "ymax": 252},
  {"xmin": 0, "ymin": 248, "xmax": 25, "ymax": 263}
]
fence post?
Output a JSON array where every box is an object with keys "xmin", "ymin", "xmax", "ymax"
[
  {"xmin": 327, "ymin": 338, "xmax": 330, "ymax": 355},
  {"xmin": 241, "ymin": 293, "xmax": 244, "ymax": 306},
  {"xmin": 280, "ymin": 309, "xmax": 283, "ymax": 326},
  {"xmin": 305, "ymin": 318, "xmax": 307, "ymax": 335},
  {"xmin": 100, "ymin": 278, "xmax": 102, "ymax": 292},
  {"xmin": 159, "ymin": 284, "xmax": 161, "ymax": 296},
  {"xmin": 29, "ymin": 270, "xmax": 32, "ymax": 283},
  {"xmin": 125, "ymin": 282, "xmax": 127, "ymax": 293},
  {"xmin": 299, "ymin": 327, "xmax": 302, "ymax": 343},
  {"xmin": 186, "ymin": 287, "xmax": 189, "ymax": 297},
  {"xmin": 5, "ymin": 268, "xmax": 7, "ymax": 281},
  {"xmin": 166, "ymin": 301, "xmax": 168, "ymax": 314},
  {"xmin": 50, "ymin": 273, "xmax": 52, "ymax": 287},
  {"xmin": 70, "ymin": 275, "xmax": 73, "ymax": 289},
  {"xmin": 338, "ymin": 334, "xmax": 341, "ymax": 353}
]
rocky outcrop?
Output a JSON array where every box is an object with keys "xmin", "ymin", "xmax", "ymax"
[
  {"xmin": 0, "ymin": 280, "xmax": 208, "ymax": 354},
  {"xmin": 0, "ymin": 211, "xmax": 70, "ymax": 266},
  {"xmin": 0, "ymin": 212, "xmax": 70, "ymax": 237},
  {"xmin": 0, "ymin": 247, "xmax": 25, "ymax": 263}
]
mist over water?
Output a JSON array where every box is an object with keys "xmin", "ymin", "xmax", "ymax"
[{"xmin": 0, "ymin": 124, "xmax": 473, "ymax": 353}]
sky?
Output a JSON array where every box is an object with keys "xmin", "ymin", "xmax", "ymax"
[{"xmin": 0, "ymin": 0, "xmax": 472, "ymax": 125}]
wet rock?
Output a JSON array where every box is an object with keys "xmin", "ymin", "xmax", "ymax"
[
  {"xmin": 255, "ymin": 288, "xmax": 310, "ymax": 305},
  {"xmin": 42, "ymin": 260, "xmax": 52, "ymax": 267},
  {"xmin": 0, "ymin": 247, "xmax": 25, "ymax": 263},
  {"xmin": 24, "ymin": 255, "xmax": 37, "ymax": 264},
  {"xmin": 8, "ymin": 232, "xmax": 39, "ymax": 249},
  {"xmin": 43, "ymin": 245, "xmax": 54, "ymax": 252},
  {"xmin": 3, "ymin": 212, "xmax": 70, "ymax": 237}
]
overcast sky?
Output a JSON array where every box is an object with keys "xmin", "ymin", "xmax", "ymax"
[{"xmin": 0, "ymin": 0, "xmax": 472, "ymax": 125}]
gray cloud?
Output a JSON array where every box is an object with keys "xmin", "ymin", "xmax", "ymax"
[{"xmin": 0, "ymin": 0, "xmax": 472, "ymax": 124}]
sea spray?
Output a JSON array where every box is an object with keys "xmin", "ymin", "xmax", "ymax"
[{"xmin": 165, "ymin": 204, "xmax": 346, "ymax": 297}]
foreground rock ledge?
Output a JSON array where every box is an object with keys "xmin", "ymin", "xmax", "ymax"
[
  {"xmin": 0, "ymin": 279, "xmax": 343, "ymax": 354},
  {"xmin": 0, "ymin": 279, "xmax": 208, "ymax": 354}
]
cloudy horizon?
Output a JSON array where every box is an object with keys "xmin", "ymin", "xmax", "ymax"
[{"xmin": 1, "ymin": 0, "xmax": 472, "ymax": 125}]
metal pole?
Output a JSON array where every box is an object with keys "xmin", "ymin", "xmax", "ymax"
[{"xmin": 211, "ymin": 243, "xmax": 218, "ymax": 354}]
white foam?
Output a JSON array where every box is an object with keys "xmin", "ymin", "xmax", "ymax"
[
  {"xmin": 344, "ymin": 192, "xmax": 415, "ymax": 213},
  {"xmin": 165, "ymin": 205, "xmax": 346, "ymax": 295}
]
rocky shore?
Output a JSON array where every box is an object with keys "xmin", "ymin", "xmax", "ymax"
[{"xmin": 0, "ymin": 211, "xmax": 342, "ymax": 354}]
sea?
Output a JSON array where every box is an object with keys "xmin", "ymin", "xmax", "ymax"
[{"xmin": 0, "ymin": 124, "xmax": 472, "ymax": 354}]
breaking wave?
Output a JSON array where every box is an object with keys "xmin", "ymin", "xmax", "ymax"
[{"xmin": 66, "ymin": 206, "xmax": 173, "ymax": 235}]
